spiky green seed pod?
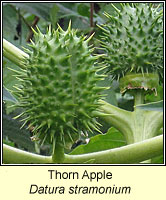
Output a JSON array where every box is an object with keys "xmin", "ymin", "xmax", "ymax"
[
  {"xmin": 14, "ymin": 22, "xmax": 106, "ymax": 150},
  {"xmin": 99, "ymin": 3, "xmax": 163, "ymax": 82}
]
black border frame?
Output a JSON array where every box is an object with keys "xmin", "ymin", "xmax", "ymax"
[{"xmin": 1, "ymin": 0, "xmax": 165, "ymax": 167}]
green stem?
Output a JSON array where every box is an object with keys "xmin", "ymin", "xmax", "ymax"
[
  {"xmin": 131, "ymin": 90, "xmax": 163, "ymax": 143},
  {"xmin": 3, "ymin": 135, "xmax": 163, "ymax": 164},
  {"xmin": 52, "ymin": 135, "xmax": 65, "ymax": 163},
  {"xmin": 3, "ymin": 144, "xmax": 52, "ymax": 164},
  {"xmin": 65, "ymin": 135, "xmax": 163, "ymax": 164},
  {"xmin": 130, "ymin": 109, "xmax": 163, "ymax": 143},
  {"xmin": 98, "ymin": 100, "xmax": 133, "ymax": 143},
  {"xmin": 99, "ymin": 100, "xmax": 163, "ymax": 144},
  {"xmin": 134, "ymin": 90, "xmax": 144, "ymax": 107},
  {"xmin": 3, "ymin": 39, "xmax": 28, "ymax": 68}
]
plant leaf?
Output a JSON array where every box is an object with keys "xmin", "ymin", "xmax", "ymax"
[
  {"xmin": 50, "ymin": 4, "xmax": 59, "ymax": 27},
  {"xmin": 8, "ymin": 2, "xmax": 53, "ymax": 21},
  {"xmin": 3, "ymin": 86, "xmax": 17, "ymax": 102},
  {"xmin": 151, "ymin": 155, "xmax": 163, "ymax": 164},
  {"xmin": 3, "ymin": 112, "xmax": 35, "ymax": 152},
  {"xmin": 77, "ymin": 3, "xmax": 90, "ymax": 18},
  {"xmin": 70, "ymin": 127, "xmax": 126, "ymax": 155},
  {"xmin": 136, "ymin": 100, "xmax": 163, "ymax": 112}
]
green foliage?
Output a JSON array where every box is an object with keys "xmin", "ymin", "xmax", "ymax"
[
  {"xmin": 3, "ymin": 86, "xmax": 17, "ymax": 103},
  {"xmin": 50, "ymin": 4, "xmax": 59, "ymax": 27},
  {"xmin": 70, "ymin": 127, "xmax": 126, "ymax": 155},
  {"xmin": 151, "ymin": 155, "xmax": 163, "ymax": 164},
  {"xmin": 3, "ymin": 103, "xmax": 35, "ymax": 152},
  {"xmin": 136, "ymin": 100, "xmax": 163, "ymax": 112},
  {"xmin": 8, "ymin": 3, "xmax": 52, "ymax": 21}
]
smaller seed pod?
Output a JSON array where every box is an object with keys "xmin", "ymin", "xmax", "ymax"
[
  {"xmin": 99, "ymin": 3, "xmax": 163, "ymax": 83},
  {"xmin": 13, "ymin": 22, "xmax": 107, "ymax": 153}
]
